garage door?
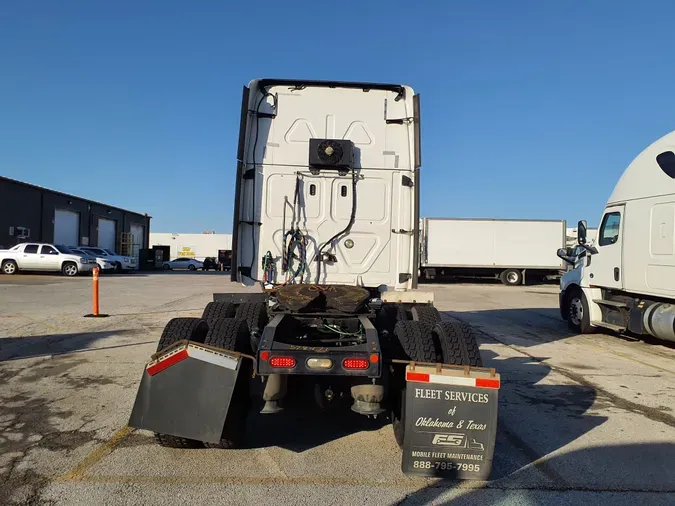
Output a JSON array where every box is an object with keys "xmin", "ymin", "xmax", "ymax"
[
  {"xmin": 98, "ymin": 218, "xmax": 117, "ymax": 251},
  {"xmin": 54, "ymin": 209, "xmax": 80, "ymax": 247}
]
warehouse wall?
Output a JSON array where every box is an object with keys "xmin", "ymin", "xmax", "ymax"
[
  {"xmin": 0, "ymin": 177, "xmax": 151, "ymax": 252},
  {"xmin": 0, "ymin": 180, "xmax": 42, "ymax": 249},
  {"xmin": 150, "ymin": 233, "xmax": 233, "ymax": 261}
]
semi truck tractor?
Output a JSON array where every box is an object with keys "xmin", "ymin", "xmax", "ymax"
[
  {"xmin": 129, "ymin": 79, "xmax": 497, "ymax": 461},
  {"xmin": 559, "ymin": 130, "xmax": 675, "ymax": 342},
  {"xmin": 421, "ymin": 218, "xmax": 567, "ymax": 285}
]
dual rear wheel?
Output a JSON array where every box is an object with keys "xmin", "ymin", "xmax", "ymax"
[{"xmin": 388, "ymin": 305, "xmax": 483, "ymax": 447}]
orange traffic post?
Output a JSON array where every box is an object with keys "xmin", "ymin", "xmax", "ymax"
[{"xmin": 85, "ymin": 266, "xmax": 109, "ymax": 318}]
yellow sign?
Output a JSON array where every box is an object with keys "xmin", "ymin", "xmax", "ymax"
[{"xmin": 177, "ymin": 247, "xmax": 195, "ymax": 258}]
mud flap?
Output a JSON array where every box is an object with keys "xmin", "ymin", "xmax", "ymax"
[
  {"xmin": 128, "ymin": 343, "xmax": 244, "ymax": 444},
  {"xmin": 401, "ymin": 364, "xmax": 500, "ymax": 480}
]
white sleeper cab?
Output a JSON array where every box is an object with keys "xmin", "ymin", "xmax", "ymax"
[{"xmin": 559, "ymin": 130, "xmax": 675, "ymax": 342}]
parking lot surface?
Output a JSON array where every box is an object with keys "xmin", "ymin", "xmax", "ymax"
[{"xmin": 1, "ymin": 273, "xmax": 674, "ymax": 505}]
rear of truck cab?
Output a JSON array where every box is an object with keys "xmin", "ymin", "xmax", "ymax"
[{"xmin": 231, "ymin": 79, "xmax": 421, "ymax": 291}]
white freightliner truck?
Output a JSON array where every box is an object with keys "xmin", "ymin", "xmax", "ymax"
[
  {"xmin": 559, "ymin": 130, "xmax": 675, "ymax": 342},
  {"xmin": 128, "ymin": 79, "xmax": 499, "ymax": 476},
  {"xmin": 420, "ymin": 218, "xmax": 567, "ymax": 285}
]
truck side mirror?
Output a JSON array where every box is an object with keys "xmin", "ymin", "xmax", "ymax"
[
  {"xmin": 577, "ymin": 220, "xmax": 587, "ymax": 245},
  {"xmin": 557, "ymin": 248, "xmax": 574, "ymax": 265}
]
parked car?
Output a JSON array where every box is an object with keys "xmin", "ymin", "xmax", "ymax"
[
  {"xmin": 202, "ymin": 257, "xmax": 219, "ymax": 271},
  {"xmin": 0, "ymin": 243, "xmax": 96, "ymax": 276},
  {"xmin": 77, "ymin": 246, "xmax": 137, "ymax": 272},
  {"xmin": 162, "ymin": 258, "xmax": 204, "ymax": 271},
  {"xmin": 70, "ymin": 248, "xmax": 117, "ymax": 272}
]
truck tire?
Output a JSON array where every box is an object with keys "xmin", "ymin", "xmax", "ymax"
[
  {"xmin": 2, "ymin": 260, "xmax": 18, "ymax": 275},
  {"xmin": 500, "ymin": 268, "xmax": 523, "ymax": 286},
  {"xmin": 433, "ymin": 320, "xmax": 483, "ymax": 367},
  {"xmin": 397, "ymin": 305, "xmax": 411, "ymax": 322},
  {"xmin": 156, "ymin": 317, "xmax": 209, "ymax": 352},
  {"xmin": 566, "ymin": 287, "xmax": 595, "ymax": 334},
  {"xmin": 390, "ymin": 320, "xmax": 437, "ymax": 448},
  {"xmin": 202, "ymin": 318, "xmax": 251, "ymax": 449},
  {"xmin": 376, "ymin": 304, "xmax": 408, "ymax": 335},
  {"xmin": 235, "ymin": 302, "xmax": 268, "ymax": 332},
  {"xmin": 201, "ymin": 301, "xmax": 236, "ymax": 325},
  {"xmin": 392, "ymin": 320, "xmax": 436, "ymax": 363},
  {"xmin": 411, "ymin": 305, "xmax": 441, "ymax": 329},
  {"xmin": 153, "ymin": 317, "xmax": 210, "ymax": 449},
  {"xmin": 204, "ymin": 317, "xmax": 251, "ymax": 353}
]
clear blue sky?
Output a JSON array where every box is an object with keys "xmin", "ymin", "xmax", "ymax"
[{"xmin": 1, "ymin": 0, "xmax": 674, "ymax": 232}]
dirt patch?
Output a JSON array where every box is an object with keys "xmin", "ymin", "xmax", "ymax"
[
  {"xmin": 116, "ymin": 430, "xmax": 154, "ymax": 449},
  {"xmin": 16, "ymin": 357, "xmax": 86, "ymax": 384}
]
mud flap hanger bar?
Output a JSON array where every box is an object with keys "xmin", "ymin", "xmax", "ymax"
[
  {"xmin": 390, "ymin": 358, "xmax": 498, "ymax": 378},
  {"xmin": 150, "ymin": 339, "xmax": 258, "ymax": 377}
]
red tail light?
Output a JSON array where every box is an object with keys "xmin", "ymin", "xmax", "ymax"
[
  {"xmin": 269, "ymin": 356, "xmax": 296, "ymax": 368},
  {"xmin": 342, "ymin": 358, "xmax": 369, "ymax": 370}
]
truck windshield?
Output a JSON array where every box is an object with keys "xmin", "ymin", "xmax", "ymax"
[
  {"xmin": 87, "ymin": 248, "xmax": 107, "ymax": 255},
  {"xmin": 102, "ymin": 249, "xmax": 117, "ymax": 256},
  {"xmin": 55, "ymin": 245, "xmax": 74, "ymax": 254}
]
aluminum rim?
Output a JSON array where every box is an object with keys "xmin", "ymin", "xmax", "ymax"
[
  {"xmin": 3, "ymin": 262, "xmax": 16, "ymax": 274},
  {"xmin": 569, "ymin": 297, "xmax": 583, "ymax": 326},
  {"xmin": 64, "ymin": 264, "xmax": 78, "ymax": 276},
  {"xmin": 506, "ymin": 271, "xmax": 519, "ymax": 284}
]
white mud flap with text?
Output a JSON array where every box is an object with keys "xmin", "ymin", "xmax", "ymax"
[
  {"xmin": 128, "ymin": 343, "xmax": 243, "ymax": 444},
  {"xmin": 401, "ymin": 364, "xmax": 500, "ymax": 480}
]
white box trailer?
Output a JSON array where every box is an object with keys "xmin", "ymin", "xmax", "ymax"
[{"xmin": 420, "ymin": 218, "xmax": 567, "ymax": 285}]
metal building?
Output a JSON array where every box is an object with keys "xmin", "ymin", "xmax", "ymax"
[
  {"xmin": 149, "ymin": 232, "xmax": 232, "ymax": 261},
  {"xmin": 0, "ymin": 176, "xmax": 151, "ymax": 258}
]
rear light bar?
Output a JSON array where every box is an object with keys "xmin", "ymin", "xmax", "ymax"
[
  {"xmin": 307, "ymin": 358, "xmax": 333, "ymax": 369},
  {"xmin": 342, "ymin": 358, "xmax": 369, "ymax": 370},
  {"xmin": 269, "ymin": 356, "xmax": 296, "ymax": 368}
]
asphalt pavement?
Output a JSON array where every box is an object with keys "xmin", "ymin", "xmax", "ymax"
[{"xmin": 1, "ymin": 273, "xmax": 673, "ymax": 505}]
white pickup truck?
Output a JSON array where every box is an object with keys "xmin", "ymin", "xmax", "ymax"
[{"xmin": 0, "ymin": 243, "xmax": 96, "ymax": 276}]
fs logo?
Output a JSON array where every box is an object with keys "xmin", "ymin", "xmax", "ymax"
[{"xmin": 431, "ymin": 434, "xmax": 466, "ymax": 447}]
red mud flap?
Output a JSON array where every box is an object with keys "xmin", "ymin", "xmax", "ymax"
[
  {"xmin": 128, "ymin": 342, "xmax": 245, "ymax": 444},
  {"xmin": 401, "ymin": 364, "xmax": 500, "ymax": 480}
]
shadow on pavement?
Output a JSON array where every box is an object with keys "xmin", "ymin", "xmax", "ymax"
[
  {"xmin": 245, "ymin": 378, "xmax": 387, "ymax": 452},
  {"xmin": 445, "ymin": 308, "xmax": 575, "ymax": 347},
  {"xmin": 385, "ymin": 348, "xmax": 605, "ymax": 483},
  {"xmin": 0, "ymin": 329, "xmax": 140, "ymax": 361},
  {"xmin": 392, "ymin": 442, "xmax": 675, "ymax": 505},
  {"xmin": 479, "ymin": 350, "xmax": 607, "ymax": 480},
  {"xmin": 242, "ymin": 343, "xmax": 605, "ymax": 459}
]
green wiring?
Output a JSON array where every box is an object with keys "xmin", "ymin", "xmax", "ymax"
[{"xmin": 321, "ymin": 323, "xmax": 364, "ymax": 337}]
